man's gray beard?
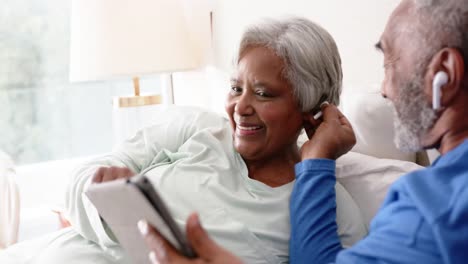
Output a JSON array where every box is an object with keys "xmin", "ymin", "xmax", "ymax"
[{"xmin": 392, "ymin": 77, "xmax": 438, "ymax": 152}]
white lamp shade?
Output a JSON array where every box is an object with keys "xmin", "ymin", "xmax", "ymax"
[{"xmin": 69, "ymin": 0, "xmax": 204, "ymax": 82}]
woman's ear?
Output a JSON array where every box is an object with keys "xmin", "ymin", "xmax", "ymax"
[{"xmin": 302, "ymin": 111, "xmax": 322, "ymax": 139}]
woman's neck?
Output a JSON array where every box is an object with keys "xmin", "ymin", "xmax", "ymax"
[{"xmin": 244, "ymin": 145, "xmax": 301, "ymax": 187}]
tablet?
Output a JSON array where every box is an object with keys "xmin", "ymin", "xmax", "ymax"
[{"xmin": 85, "ymin": 174, "xmax": 196, "ymax": 264}]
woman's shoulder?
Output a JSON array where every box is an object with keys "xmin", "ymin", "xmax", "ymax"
[
  {"xmin": 141, "ymin": 106, "xmax": 228, "ymax": 130},
  {"xmin": 133, "ymin": 106, "xmax": 230, "ymax": 146},
  {"xmin": 181, "ymin": 106, "xmax": 229, "ymax": 130}
]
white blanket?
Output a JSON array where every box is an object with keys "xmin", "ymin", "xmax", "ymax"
[{"xmin": 0, "ymin": 107, "xmax": 369, "ymax": 263}]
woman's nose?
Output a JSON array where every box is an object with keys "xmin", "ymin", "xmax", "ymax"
[{"xmin": 234, "ymin": 93, "xmax": 254, "ymax": 116}]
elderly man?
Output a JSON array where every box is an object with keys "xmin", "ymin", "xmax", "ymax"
[
  {"xmin": 291, "ymin": 0, "xmax": 468, "ymax": 263},
  {"xmin": 139, "ymin": 0, "xmax": 468, "ymax": 263}
]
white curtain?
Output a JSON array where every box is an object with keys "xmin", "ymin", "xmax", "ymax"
[{"xmin": 0, "ymin": 151, "xmax": 20, "ymax": 249}]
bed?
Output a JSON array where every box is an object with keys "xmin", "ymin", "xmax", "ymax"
[
  {"xmin": 0, "ymin": 0, "xmax": 436, "ymax": 262},
  {"xmin": 0, "ymin": 88, "xmax": 429, "ymax": 264}
]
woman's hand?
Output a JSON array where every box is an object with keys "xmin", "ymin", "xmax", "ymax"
[
  {"xmin": 301, "ymin": 103, "xmax": 356, "ymax": 160},
  {"xmin": 138, "ymin": 213, "xmax": 243, "ymax": 264},
  {"xmin": 92, "ymin": 166, "xmax": 135, "ymax": 183}
]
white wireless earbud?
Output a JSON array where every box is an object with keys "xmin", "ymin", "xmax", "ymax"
[{"xmin": 432, "ymin": 71, "xmax": 448, "ymax": 110}]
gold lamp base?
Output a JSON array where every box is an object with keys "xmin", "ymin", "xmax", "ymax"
[
  {"xmin": 113, "ymin": 76, "xmax": 162, "ymax": 108},
  {"xmin": 113, "ymin": 94, "xmax": 162, "ymax": 108}
]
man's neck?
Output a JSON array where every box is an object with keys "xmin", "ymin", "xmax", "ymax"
[
  {"xmin": 437, "ymin": 127, "xmax": 468, "ymax": 155},
  {"xmin": 423, "ymin": 93, "xmax": 468, "ymax": 155}
]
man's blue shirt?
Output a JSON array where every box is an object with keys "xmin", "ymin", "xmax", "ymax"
[{"xmin": 290, "ymin": 140, "xmax": 468, "ymax": 264}]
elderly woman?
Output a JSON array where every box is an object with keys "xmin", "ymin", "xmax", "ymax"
[
  {"xmin": 0, "ymin": 16, "xmax": 363, "ymax": 264},
  {"xmin": 134, "ymin": 16, "xmax": 357, "ymax": 263}
]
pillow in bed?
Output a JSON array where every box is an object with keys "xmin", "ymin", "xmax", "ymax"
[
  {"xmin": 340, "ymin": 90, "xmax": 417, "ymax": 162},
  {"xmin": 336, "ymin": 151, "xmax": 423, "ymax": 228}
]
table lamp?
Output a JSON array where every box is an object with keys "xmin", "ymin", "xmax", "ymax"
[{"xmin": 69, "ymin": 0, "xmax": 206, "ymax": 142}]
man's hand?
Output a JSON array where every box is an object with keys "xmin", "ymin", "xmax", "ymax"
[
  {"xmin": 301, "ymin": 103, "xmax": 356, "ymax": 160},
  {"xmin": 92, "ymin": 166, "xmax": 135, "ymax": 183},
  {"xmin": 138, "ymin": 213, "xmax": 243, "ymax": 264}
]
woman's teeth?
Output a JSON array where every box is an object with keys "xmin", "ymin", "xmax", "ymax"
[{"xmin": 237, "ymin": 125, "xmax": 262, "ymax": 131}]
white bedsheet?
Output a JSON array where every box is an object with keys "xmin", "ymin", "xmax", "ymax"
[{"xmin": 0, "ymin": 228, "xmax": 130, "ymax": 264}]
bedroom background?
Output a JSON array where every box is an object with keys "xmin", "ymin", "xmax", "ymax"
[
  {"xmin": 1, "ymin": 0, "xmax": 436, "ymax": 249},
  {"xmin": 0, "ymin": 0, "xmax": 400, "ymax": 165}
]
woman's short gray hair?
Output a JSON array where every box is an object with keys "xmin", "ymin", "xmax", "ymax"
[{"xmin": 235, "ymin": 17, "xmax": 342, "ymax": 111}]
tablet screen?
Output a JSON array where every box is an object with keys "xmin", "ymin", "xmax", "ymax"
[{"xmin": 86, "ymin": 175, "xmax": 196, "ymax": 263}]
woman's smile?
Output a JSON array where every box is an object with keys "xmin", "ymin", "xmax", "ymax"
[
  {"xmin": 235, "ymin": 122, "xmax": 265, "ymax": 136},
  {"xmin": 225, "ymin": 46, "xmax": 304, "ymax": 160}
]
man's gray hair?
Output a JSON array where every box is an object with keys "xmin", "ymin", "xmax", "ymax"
[
  {"xmin": 410, "ymin": 0, "xmax": 468, "ymax": 74},
  {"xmin": 235, "ymin": 17, "xmax": 342, "ymax": 111},
  {"xmin": 391, "ymin": 0, "xmax": 467, "ymax": 152}
]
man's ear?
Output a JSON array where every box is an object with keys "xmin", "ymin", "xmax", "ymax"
[{"xmin": 425, "ymin": 48, "xmax": 465, "ymax": 109}]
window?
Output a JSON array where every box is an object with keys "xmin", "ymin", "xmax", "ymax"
[{"xmin": 0, "ymin": 0, "xmax": 161, "ymax": 165}]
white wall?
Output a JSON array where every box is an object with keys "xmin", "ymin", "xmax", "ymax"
[
  {"xmin": 211, "ymin": 0, "xmax": 400, "ymax": 91},
  {"xmin": 173, "ymin": 0, "xmax": 401, "ymax": 112}
]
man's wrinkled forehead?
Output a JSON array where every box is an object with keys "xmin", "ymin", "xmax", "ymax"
[{"xmin": 379, "ymin": 0, "xmax": 417, "ymax": 54}]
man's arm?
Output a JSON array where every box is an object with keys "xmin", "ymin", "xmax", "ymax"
[
  {"xmin": 291, "ymin": 158, "xmax": 443, "ymax": 264},
  {"xmin": 334, "ymin": 189, "xmax": 443, "ymax": 264},
  {"xmin": 291, "ymin": 104, "xmax": 354, "ymax": 264},
  {"xmin": 290, "ymin": 159, "xmax": 343, "ymax": 264}
]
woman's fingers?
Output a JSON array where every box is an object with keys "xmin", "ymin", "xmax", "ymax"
[
  {"xmin": 91, "ymin": 166, "xmax": 135, "ymax": 183},
  {"xmin": 102, "ymin": 167, "xmax": 118, "ymax": 182},
  {"xmin": 92, "ymin": 167, "xmax": 106, "ymax": 183}
]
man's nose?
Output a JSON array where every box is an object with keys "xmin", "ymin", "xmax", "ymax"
[{"xmin": 381, "ymin": 80, "xmax": 389, "ymax": 99}]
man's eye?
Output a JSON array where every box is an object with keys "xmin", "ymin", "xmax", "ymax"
[{"xmin": 383, "ymin": 58, "xmax": 399, "ymax": 70}]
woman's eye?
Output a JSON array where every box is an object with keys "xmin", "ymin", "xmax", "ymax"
[
  {"xmin": 256, "ymin": 91, "xmax": 271, "ymax": 97},
  {"xmin": 231, "ymin": 86, "xmax": 242, "ymax": 93}
]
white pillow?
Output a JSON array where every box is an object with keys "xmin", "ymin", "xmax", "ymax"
[
  {"xmin": 340, "ymin": 90, "xmax": 417, "ymax": 162},
  {"xmin": 336, "ymin": 151, "xmax": 423, "ymax": 228},
  {"xmin": 335, "ymin": 182, "xmax": 367, "ymax": 247}
]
